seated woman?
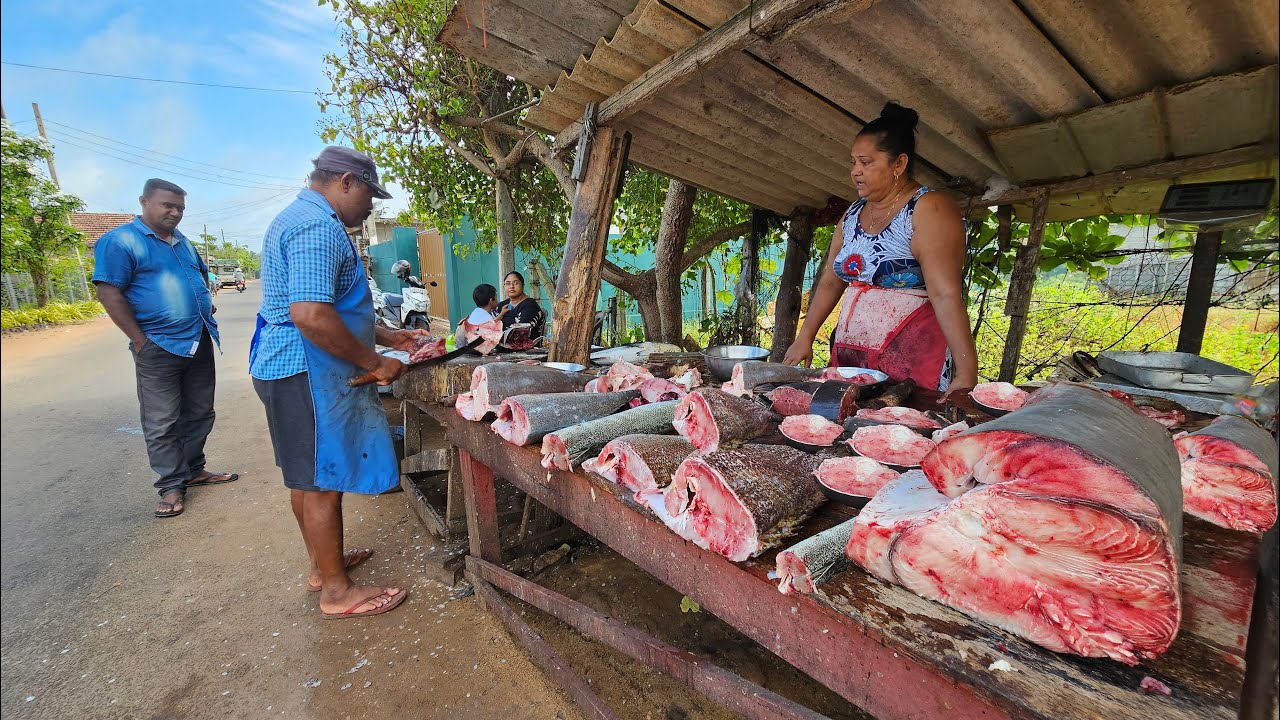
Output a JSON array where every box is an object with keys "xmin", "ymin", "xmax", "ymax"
[
  {"xmin": 498, "ymin": 271, "xmax": 546, "ymax": 339},
  {"xmin": 784, "ymin": 103, "xmax": 977, "ymax": 397}
]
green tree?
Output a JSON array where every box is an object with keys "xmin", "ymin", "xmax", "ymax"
[
  {"xmin": 1, "ymin": 120, "xmax": 86, "ymax": 307},
  {"xmin": 196, "ymin": 234, "xmax": 261, "ymax": 274}
]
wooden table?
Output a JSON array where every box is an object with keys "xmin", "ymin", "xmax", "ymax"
[{"xmin": 447, "ymin": 412, "xmax": 1273, "ymax": 720}]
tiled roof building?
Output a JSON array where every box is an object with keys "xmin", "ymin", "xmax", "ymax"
[{"xmin": 70, "ymin": 212, "xmax": 136, "ymax": 248}]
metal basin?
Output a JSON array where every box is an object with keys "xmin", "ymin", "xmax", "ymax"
[
  {"xmin": 542, "ymin": 361, "xmax": 586, "ymax": 373},
  {"xmin": 703, "ymin": 345, "xmax": 770, "ymax": 381}
]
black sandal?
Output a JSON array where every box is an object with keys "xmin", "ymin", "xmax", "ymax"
[
  {"xmin": 185, "ymin": 471, "xmax": 239, "ymax": 488},
  {"xmin": 154, "ymin": 493, "xmax": 185, "ymax": 518}
]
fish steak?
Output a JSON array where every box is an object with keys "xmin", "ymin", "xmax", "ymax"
[
  {"xmin": 492, "ymin": 390, "xmax": 637, "ymax": 446},
  {"xmin": 540, "ymin": 400, "xmax": 679, "ymax": 471},
  {"xmin": 673, "ymin": 388, "xmax": 775, "ymax": 454},
  {"xmin": 776, "ymin": 519, "xmax": 856, "ymax": 595},
  {"xmin": 1175, "ymin": 415, "xmax": 1278, "ymax": 533}
]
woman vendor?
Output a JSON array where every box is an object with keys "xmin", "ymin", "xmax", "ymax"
[
  {"xmin": 783, "ymin": 103, "xmax": 977, "ymax": 397},
  {"xmin": 498, "ymin": 270, "xmax": 547, "ymax": 339}
]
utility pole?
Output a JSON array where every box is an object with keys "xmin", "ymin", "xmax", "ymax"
[{"xmin": 33, "ymin": 102, "xmax": 90, "ymax": 301}]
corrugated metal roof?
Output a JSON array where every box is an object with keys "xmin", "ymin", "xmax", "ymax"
[{"xmin": 440, "ymin": 0, "xmax": 1279, "ymax": 220}]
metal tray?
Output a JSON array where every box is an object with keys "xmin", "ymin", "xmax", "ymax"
[{"xmin": 1096, "ymin": 351, "xmax": 1252, "ymax": 394}]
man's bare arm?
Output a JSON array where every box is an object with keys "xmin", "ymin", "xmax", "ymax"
[
  {"xmin": 95, "ymin": 282, "xmax": 147, "ymax": 350},
  {"xmin": 290, "ymin": 301, "xmax": 405, "ymax": 384}
]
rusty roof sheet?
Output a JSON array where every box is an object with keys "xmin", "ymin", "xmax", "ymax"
[{"xmin": 441, "ymin": 0, "xmax": 1279, "ymax": 220}]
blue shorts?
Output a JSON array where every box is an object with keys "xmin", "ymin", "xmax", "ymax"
[{"xmin": 252, "ymin": 373, "xmax": 320, "ymax": 492}]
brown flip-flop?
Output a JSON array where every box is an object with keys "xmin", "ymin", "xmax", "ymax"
[
  {"xmin": 307, "ymin": 548, "xmax": 375, "ymax": 592},
  {"xmin": 322, "ymin": 589, "xmax": 408, "ymax": 620},
  {"xmin": 185, "ymin": 471, "xmax": 239, "ymax": 488}
]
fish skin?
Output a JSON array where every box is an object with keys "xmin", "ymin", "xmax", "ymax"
[
  {"xmin": 776, "ymin": 518, "xmax": 857, "ymax": 594},
  {"xmin": 664, "ymin": 444, "xmax": 826, "ymax": 561},
  {"xmin": 472, "ymin": 363, "xmax": 590, "ymax": 414},
  {"xmin": 674, "ymin": 388, "xmax": 775, "ymax": 454},
  {"xmin": 583, "ymin": 434, "xmax": 696, "ymax": 500},
  {"xmin": 540, "ymin": 400, "xmax": 679, "ymax": 471},
  {"xmin": 493, "ymin": 390, "xmax": 639, "ymax": 446},
  {"xmin": 724, "ymin": 361, "xmax": 819, "ymax": 397}
]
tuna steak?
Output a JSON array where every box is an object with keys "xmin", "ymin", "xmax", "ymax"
[
  {"xmin": 673, "ymin": 388, "xmax": 775, "ymax": 454},
  {"xmin": 776, "ymin": 519, "xmax": 856, "ymax": 595},
  {"xmin": 779, "ymin": 415, "xmax": 844, "ymax": 447},
  {"xmin": 638, "ymin": 377, "xmax": 687, "ymax": 404},
  {"xmin": 848, "ymin": 425, "xmax": 935, "ymax": 467},
  {"xmin": 897, "ymin": 383, "xmax": 1183, "ymax": 665},
  {"xmin": 582, "ymin": 434, "xmax": 696, "ymax": 501},
  {"xmin": 723, "ymin": 361, "xmax": 818, "ymax": 397},
  {"xmin": 540, "ymin": 400, "xmax": 679, "ymax": 471},
  {"xmin": 854, "ymin": 406, "xmax": 940, "ymax": 429},
  {"xmin": 815, "ymin": 456, "xmax": 900, "ymax": 498},
  {"xmin": 492, "ymin": 390, "xmax": 638, "ymax": 446},
  {"xmin": 462, "ymin": 362, "xmax": 588, "ymax": 420},
  {"xmin": 969, "ymin": 382, "xmax": 1028, "ymax": 412},
  {"xmin": 658, "ymin": 445, "xmax": 825, "ymax": 561},
  {"xmin": 770, "ymin": 382, "xmax": 822, "ymax": 417},
  {"xmin": 845, "ymin": 470, "xmax": 949, "ymax": 581},
  {"xmin": 1175, "ymin": 415, "xmax": 1278, "ymax": 533}
]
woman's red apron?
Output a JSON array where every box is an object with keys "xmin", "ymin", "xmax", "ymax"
[{"xmin": 830, "ymin": 280, "xmax": 948, "ymax": 389}]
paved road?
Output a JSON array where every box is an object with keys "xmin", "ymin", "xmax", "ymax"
[{"xmin": 1, "ymin": 283, "xmax": 577, "ymax": 719}]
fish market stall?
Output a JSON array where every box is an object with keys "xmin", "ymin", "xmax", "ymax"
[{"xmin": 421, "ymin": 357, "xmax": 1274, "ymax": 720}]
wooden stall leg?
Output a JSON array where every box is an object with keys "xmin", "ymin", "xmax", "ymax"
[
  {"xmin": 403, "ymin": 401, "xmax": 422, "ymax": 457},
  {"xmin": 472, "ymin": 578, "xmax": 618, "ymax": 720},
  {"xmin": 443, "ymin": 447, "xmax": 467, "ymax": 537},
  {"xmin": 459, "ymin": 450, "xmax": 501, "ymax": 564}
]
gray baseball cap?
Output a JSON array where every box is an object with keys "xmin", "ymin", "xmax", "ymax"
[{"xmin": 312, "ymin": 146, "xmax": 392, "ymax": 199}]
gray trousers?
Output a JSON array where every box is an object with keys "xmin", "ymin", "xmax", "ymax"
[{"xmin": 132, "ymin": 330, "xmax": 216, "ymax": 496}]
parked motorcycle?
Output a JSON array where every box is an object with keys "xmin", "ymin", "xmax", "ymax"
[{"xmin": 371, "ymin": 259, "xmax": 437, "ymax": 330}]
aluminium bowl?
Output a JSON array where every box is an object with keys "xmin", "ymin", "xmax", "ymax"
[{"xmin": 703, "ymin": 344, "xmax": 770, "ymax": 381}]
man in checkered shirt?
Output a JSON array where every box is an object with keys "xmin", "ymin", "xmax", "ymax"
[{"xmin": 251, "ymin": 147, "xmax": 426, "ymax": 619}]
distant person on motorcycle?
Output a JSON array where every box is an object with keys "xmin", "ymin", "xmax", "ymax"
[
  {"xmin": 234, "ymin": 268, "xmax": 246, "ymax": 292},
  {"xmin": 467, "ymin": 283, "xmax": 498, "ymax": 325}
]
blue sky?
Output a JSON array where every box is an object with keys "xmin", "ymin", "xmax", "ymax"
[{"xmin": 1, "ymin": 0, "xmax": 403, "ymax": 251}]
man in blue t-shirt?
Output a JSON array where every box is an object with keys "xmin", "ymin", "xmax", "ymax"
[{"xmin": 93, "ymin": 178, "xmax": 238, "ymax": 519}]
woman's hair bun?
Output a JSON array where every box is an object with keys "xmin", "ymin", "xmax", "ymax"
[{"xmin": 878, "ymin": 102, "xmax": 919, "ymax": 130}]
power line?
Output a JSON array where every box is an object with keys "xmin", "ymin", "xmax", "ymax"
[
  {"xmin": 44, "ymin": 119, "xmax": 304, "ymax": 184},
  {"xmin": 46, "ymin": 132, "xmax": 299, "ymax": 191},
  {"xmin": 1, "ymin": 61, "xmax": 316, "ymax": 95},
  {"xmin": 183, "ymin": 190, "xmax": 298, "ymax": 220}
]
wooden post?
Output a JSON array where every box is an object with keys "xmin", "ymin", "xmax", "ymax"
[
  {"xmin": 495, "ymin": 177, "xmax": 515, "ymax": 281},
  {"xmin": 997, "ymin": 190, "xmax": 1050, "ymax": 383},
  {"xmin": 550, "ymin": 126, "xmax": 629, "ymax": 364},
  {"xmin": 770, "ymin": 209, "xmax": 815, "ymax": 361},
  {"xmin": 459, "ymin": 450, "xmax": 501, "ymax": 563},
  {"xmin": 1175, "ymin": 229, "xmax": 1223, "ymax": 355},
  {"xmin": 734, "ymin": 211, "xmax": 765, "ymax": 346}
]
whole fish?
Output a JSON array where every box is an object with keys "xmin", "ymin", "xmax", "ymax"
[
  {"xmin": 776, "ymin": 519, "xmax": 856, "ymax": 595},
  {"xmin": 541, "ymin": 400, "xmax": 679, "ymax": 471},
  {"xmin": 582, "ymin": 434, "xmax": 696, "ymax": 503},
  {"xmin": 657, "ymin": 444, "xmax": 825, "ymax": 562},
  {"xmin": 673, "ymin": 388, "xmax": 775, "ymax": 454},
  {"xmin": 492, "ymin": 390, "xmax": 638, "ymax": 446}
]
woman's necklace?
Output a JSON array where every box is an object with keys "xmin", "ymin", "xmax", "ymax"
[{"xmin": 862, "ymin": 182, "xmax": 909, "ymax": 230}]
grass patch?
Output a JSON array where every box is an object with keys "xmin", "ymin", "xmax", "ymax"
[{"xmin": 2, "ymin": 301, "xmax": 106, "ymax": 331}]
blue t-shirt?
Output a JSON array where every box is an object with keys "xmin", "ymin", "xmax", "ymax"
[
  {"xmin": 92, "ymin": 218, "xmax": 219, "ymax": 357},
  {"xmin": 249, "ymin": 189, "xmax": 362, "ymax": 381}
]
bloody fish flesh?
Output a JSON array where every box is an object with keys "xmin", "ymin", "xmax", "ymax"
[
  {"xmin": 779, "ymin": 414, "xmax": 844, "ymax": 447},
  {"xmin": 657, "ymin": 445, "xmax": 825, "ymax": 562},
  {"xmin": 892, "ymin": 383, "xmax": 1183, "ymax": 665},
  {"xmin": 582, "ymin": 434, "xmax": 696, "ymax": 503},
  {"xmin": 638, "ymin": 377, "xmax": 687, "ymax": 404},
  {"xmin": 540, "ymin": 400, "xmax": 679, "ymax": 471},
  {"xmin": 492, "ymin": 390, "xmax": 638, "ymax": 446},
  {"xmin": 847, "ymin": 425, "xmax": 935, "ymax": 467},
  {"xmin": 969, "ymin": 382, "xmax": 1028, "ymax": 412},
  {"xmin": 814, "ymin": 456, "xmax": 900, "ymax": 498},
  {"xmin": 770, "ymin": 382, "xmax": 822, "ymax": 417},
  {"xmin": 776, "ymin": 519, "xmax": 856, "ymax": 595},
  {"xmin": 407, "ymin": 336, "xmax": 447, "ymax": 363},
  {"xmin": 931, "ymin": 421, "xmax": 969, "ymax": 443},
  {"xmin": 845, "ymin": 470, "xmax": 949, "ymax": 581},
  {"xmin": 458, "ymin": 317, "xmax": 503, "ymax": 354},
  {"xmin": 673, "ymin": 388, "xmax": 775, "ymax": 454},
  {"xmin": 853, "ymin": 406, "xmax": 940, "ymax": 429},
  {"xmin": 1174, "ymin": 415, "xmax": 1278, "ymax": 533}
]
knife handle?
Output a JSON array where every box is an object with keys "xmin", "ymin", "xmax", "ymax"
[{"xmin": 348, "ymin": 370, "xmax": 378, "ymax": 387}]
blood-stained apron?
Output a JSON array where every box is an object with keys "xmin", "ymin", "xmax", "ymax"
[
  {"xmin": 830, "ymin": 280, "xmax": 948, "ymax": 389},
  {"xmin": 249, "ymin": 241, "xmax": 398, "ymax": 495}
]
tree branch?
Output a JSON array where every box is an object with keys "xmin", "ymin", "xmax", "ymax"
[
  {"xmin": 678, "ymin": 220, "xmax": 752, "ymax": 271},
  {"xmin": 524, "ymin": 134, "xmax": 576, "ymax": 200},
  {"xmin": 426, "ymin": 110, "xmax": 496, "ymax": 179},
  {"xmin": 602, "ymin": 260, "xmax": 643, "ymax": 293}
]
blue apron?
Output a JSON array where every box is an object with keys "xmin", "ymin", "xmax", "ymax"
[{"xmin": 249, "ymin": 246, "xmax": 398, "ymax": 495}]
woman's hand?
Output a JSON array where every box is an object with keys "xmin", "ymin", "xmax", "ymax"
[
  {"xmin": 938, "ymin": 383, "xmax": 973, "ymax": 404},
  {"xmin": 782, "ymin": 339, "xmax": 814, "ymax": 367}
]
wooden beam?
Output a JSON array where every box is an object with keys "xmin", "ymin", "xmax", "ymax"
[
  {"xmin": 552, "ymin": 0, "xmax": 878, "ymax": 153},
  {"xmin": 971, "ymin": 143, "xmax": 1279, "ymax": 215},
  {"xmin": 459, "ymin": 450, "xmax": 502, "ymax": 564},
  {"xmin": 997, "ymin": 190, "xmax": 1049, "ymax": 383},
  {"xmin": 770, "ymin": 209, "xmax": 815, "ymax": 361},
  {"xmin": 1176, "ymin": 229, "xmax": 1224, "ymax": 355},
  {"xmin": 551, "ymin": 126, "xmax": 629, "ymax": 364}
]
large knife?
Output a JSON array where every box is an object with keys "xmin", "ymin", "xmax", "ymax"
[{"xmin": 348, "ymin": 337, "xmax": 483, "ymax": 387}]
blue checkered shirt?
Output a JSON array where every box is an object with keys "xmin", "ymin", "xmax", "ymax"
[{"xmin": 249, "ymin": 189, "xmax": 361, "ymax": 380}]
